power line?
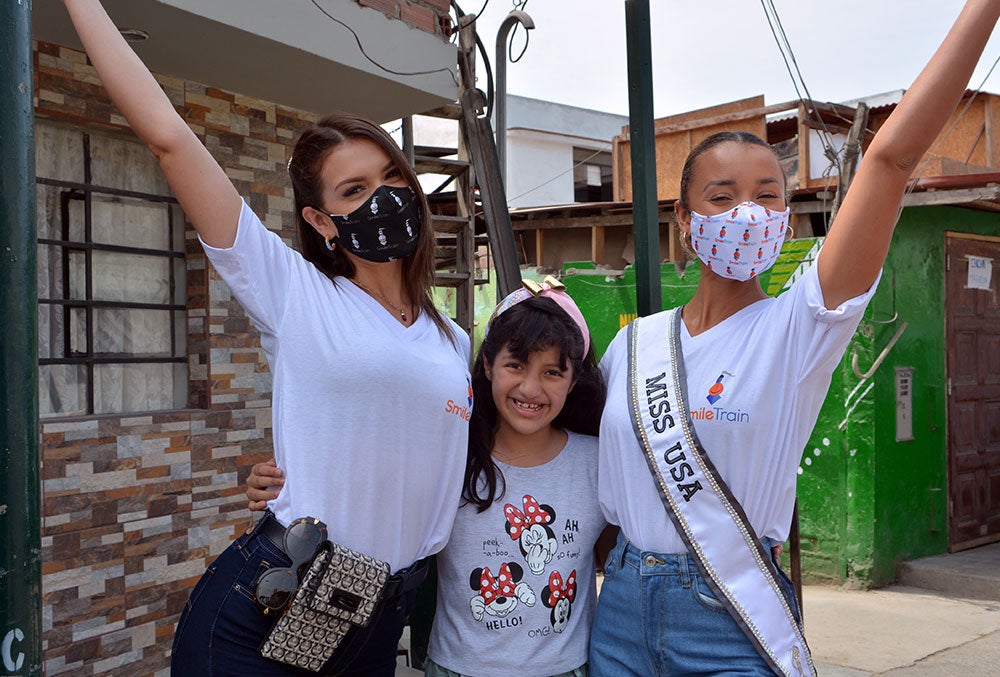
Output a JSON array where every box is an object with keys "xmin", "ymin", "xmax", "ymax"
[
  {"xmin": 508, "ymin": 0, "xmax": 531, "ymax": 63},
  {"xmin": 759, "ymin": 0, "xmax": 839, "ymax": 168},
  {"xmin": 310, "ymin": 0, "xmax": 459, "ymax": 86},
  {"xmin": 506, "ymin": 145, "xmax": 611, "ymax": 203},
  {"xmin": 468, "ymin": 0, "xmax": 491, "ymax": 25}
]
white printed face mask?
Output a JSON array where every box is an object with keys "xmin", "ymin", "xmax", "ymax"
[{"xmin": 689, "ymin": 201, "xmax": 789, "ymax": 281}]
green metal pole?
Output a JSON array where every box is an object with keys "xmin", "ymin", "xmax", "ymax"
[
  {"xmin": 0, "ymin": 0, "xmax": 42, "ymax": 674},
  {"xmin": 624, "ymin": 0, "xmax": 661, "ymax": 316}
]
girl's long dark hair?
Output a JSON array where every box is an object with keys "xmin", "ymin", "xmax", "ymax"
[{"xmin": 464, "ymin": 295, "xmax": 606, "ymax": 512}]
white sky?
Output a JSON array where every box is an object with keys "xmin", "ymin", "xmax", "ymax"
[{"xmin": 467, "ymin": 0, "xmax": 1000, "ymax": 118}]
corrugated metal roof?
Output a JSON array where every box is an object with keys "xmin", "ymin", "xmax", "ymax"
[{"xmin": 766, "ymin": 89, "xmax": 991, "ymax": 126}]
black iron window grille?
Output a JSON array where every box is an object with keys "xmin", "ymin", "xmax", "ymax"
[{"xmin": 36, "ymin": 124, "xmax": 188, "ymax": 417}]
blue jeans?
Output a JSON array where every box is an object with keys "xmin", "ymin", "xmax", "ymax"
[
  {"xmin": 589, "ymin": 533, "xmax": 801, "ymax": 676},
  {"xmin": 170, "ymin": 515, "xmax": 418, "ymax": 676}
]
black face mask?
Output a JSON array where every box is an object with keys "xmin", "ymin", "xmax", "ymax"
[{"xmin": 324, "ymin": 185, "xmax": 421, "ymax": 262}]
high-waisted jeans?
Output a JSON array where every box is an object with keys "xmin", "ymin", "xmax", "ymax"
[
  {"xmin": 589, "ymin": 532, "xmax": 801, "ymax": 676},
  {"xmin": 170, "ymin": 514, "xmax": 418, "ymax": 676}
]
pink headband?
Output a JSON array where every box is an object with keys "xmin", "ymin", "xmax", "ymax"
[{"xmin": 488, "ymin": 276, "xmax": 591, "ymax": 356}]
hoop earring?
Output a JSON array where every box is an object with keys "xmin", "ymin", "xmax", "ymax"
[
  {"xmin": 676, "ymin": 223, "xmax": 696, "ymax": 261},
  {"xmin": 324, "ymin": 236, "xmax": 335, "ymax": 251}
]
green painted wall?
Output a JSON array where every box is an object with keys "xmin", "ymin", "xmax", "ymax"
[
  {"xmin": 867, "ymin": 206, "xmax": 998, "ymax": 585},
  {"xmin": 795, "ymin": 309, "xmax": 876, "ymax": 585},
  {"xmin": 560, "ymin": 240, "xmax": 863, "ymax": 582},
  {"xmin": 559, "ymin": 208, "xmax": 999, "ymax": 587},
  {"xmin": 800, "ymin": 205, "xmax": 998, "ymax": 587},
  {"xmin": 454, "ymin": 206, "xmax": 996, "ymax": 587}
]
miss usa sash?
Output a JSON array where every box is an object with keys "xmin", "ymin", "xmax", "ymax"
[{"xmin": 627, "ymin": 309, "xmax": 815, "ymax": 677}]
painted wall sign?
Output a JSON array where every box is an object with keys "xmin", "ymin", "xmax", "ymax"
[{"xmin": 2, "ymin": 628, "xmax": 25, "ymax": 673}]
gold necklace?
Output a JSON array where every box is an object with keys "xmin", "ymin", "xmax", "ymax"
[{"xmin": 353, "ymin": 279, "xmax": 411, "ymax": 324}]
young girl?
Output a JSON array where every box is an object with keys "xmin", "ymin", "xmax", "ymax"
[
  {"xmin": 592, "ymin": 2, "xmax": 1000, "ymax": 675},
  {"xmin": 249, "ymin": 281, "xmax": 609, "ymax": 676},
  {"xmin": 60, "ymin": 2, "xmax": 471, "ymax": 675}
]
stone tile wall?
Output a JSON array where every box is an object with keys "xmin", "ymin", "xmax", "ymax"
[{"xmin": 34, "ymin": 40, "xmax": 316, "ymax": 676}]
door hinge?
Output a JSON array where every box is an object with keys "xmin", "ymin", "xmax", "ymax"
[
  {"xmin": 947, "ymin": 378, "xmax": 953, "ymax": 396},
  {"xmin": 946, "ymin": 254, "xmax": 950, "ymax": 272}
]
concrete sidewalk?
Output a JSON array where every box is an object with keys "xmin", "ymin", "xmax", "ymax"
[
  {"xmin": 396, "ymin": 586, "xmax": 1000, "ymax": 677},
  {"xmin": 399, "ymin": 589, "xmax": 1000, "ymax": 676},
  {"xmin": 398, "ymin": 543, "xmax": 1000, "ymax": 675},
  {"xmin": 805, "ymin": 585, "xmax": 1000, "ymax": 676},
  {"xmin": 808, "ymin": 541, "xmax": 1000, "ymax": 675},
  {"xmin": 399, "ymin": 587, "xmax": 1000, "ymax": 676}
]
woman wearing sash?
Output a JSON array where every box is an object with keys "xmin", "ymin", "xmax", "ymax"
[{"xmin": 591, "ymin": 3, "xmax": 1000, "ymax": 675}]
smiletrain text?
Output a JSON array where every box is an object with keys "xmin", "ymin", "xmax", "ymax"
[
  {"xmin": 690, "ymin": 406, "xmax": 750, "ymax": 424},
  {"xmin": 444, "ymin": 399, "xmax": 471, "ymax": 421}
]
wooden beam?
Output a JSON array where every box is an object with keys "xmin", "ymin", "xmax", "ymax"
[
  {"xmin": 535, "ymin": 229, "xmax": 544, "ymax": 267},
  {"xmin": 902, "ymin": 186, "xmax": 1000, "ymax": 207},
  {"xmin": 513, "ymin": 211, "xmax": 674, "ymax": 231},
  {"xmin": 800, "ymin": 119, "xmax": 850, "ymax": 134},
  {"xmin": 986, "ymin": 96, "xmax": 995, "ymax": 167},
  {"xmin": 592, "ymin": 226, "xmax": 606, "ymax": 265},
  {"xmin": 797, "ymin": 104, "xmax": 810, "ymax": 191},
  {"xmin": 946, "ymin": 230, "xmax": 1000, "ymax": 242},
  {"xmin": 612, "ymin": 136, "xmax": 626, "ymax": 201},
  {"xmin": 792, "ymin": 186, "xmax": 1000, "ymax": 214},
  {"xmin": 961, "ymin": 200, "xmax": 1000, "ymax": 213}
]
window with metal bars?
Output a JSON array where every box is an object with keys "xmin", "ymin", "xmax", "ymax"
[{"xmin": 35, "ymin": 121, "xmax": 188, "ymax": 417}]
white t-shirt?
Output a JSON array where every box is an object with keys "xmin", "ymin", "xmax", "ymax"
[
  {"xmin": 201, "ymin": 201, "xmax": 471, "ymax": 571},
  {"xmin": 428, "ymin": 432, "xmax": 606, "ymax": 677},
  {"xmin": 598, "ymin": 263, "xmax": 878, "ymax": 553}
]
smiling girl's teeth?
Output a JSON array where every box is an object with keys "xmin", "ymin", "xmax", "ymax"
[{"xmin": 513, "ymin": 399, "xmax": 542, "ymax": 411}]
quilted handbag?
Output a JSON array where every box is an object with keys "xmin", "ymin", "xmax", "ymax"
[{"xmin": 260, "ymin": 540, "xmax": 390, "ymax": 672}]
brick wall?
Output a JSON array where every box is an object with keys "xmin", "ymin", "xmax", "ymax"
[
  {"xmin": 34, "ymin": 40, "xmax": 317, "ymax": 676},
  {"xmin": 355, "ymin": 0, "xmax": 454, "ymax": 38}
]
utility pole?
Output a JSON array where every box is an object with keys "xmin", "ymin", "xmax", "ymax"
[
  {"xmin": 830, "ymin": 102, "xmax": 869, "ymax": 225},
  {"xmin": 0, "ymin": 0, "xmax": 42, "ymax": 674},
  {"xmin": 624, "ymin": 0, "xmax": 661, "ymax": 316}
]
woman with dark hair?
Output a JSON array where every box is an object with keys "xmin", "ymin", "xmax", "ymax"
[
  {"xmin": 252, "ymin": 284, "xmax": 609, "ymax": 676},
  {"xmin": 61, "ymin": 1, "xmax": 471, "ymax": 675},
  {"xmin": 591, "ymin": 3, "xmax": 1000, "ymax": 675}
]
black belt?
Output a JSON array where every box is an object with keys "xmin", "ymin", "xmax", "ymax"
[{"xmin": 256, "ymin": 513, "xmax": 430, "ymax": 599}]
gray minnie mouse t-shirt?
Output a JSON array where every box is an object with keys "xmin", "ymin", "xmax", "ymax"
[{"xmin": 427, "ymin": 432, "xmax": 606, "ymax": 677}]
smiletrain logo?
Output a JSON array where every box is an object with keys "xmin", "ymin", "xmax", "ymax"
[
  {"xmin": 706, "ymin": 372, "xmax": 732, "ymax": 405},
  {"xmin": 691, "ymin": 371, "xmax": 750, "ymax": 424},
  {"xmin": 445, "ymin": 374, "xmax": 473, "ymax": 422}
]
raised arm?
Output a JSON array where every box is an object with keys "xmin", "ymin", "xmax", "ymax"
[
  {"xmin": 818, "ymin": 0, "xmax": 1000, "ymax": 308},
  {"xmin": 62, "ymin": 0, "xmax": 242, "ymax": 247}
]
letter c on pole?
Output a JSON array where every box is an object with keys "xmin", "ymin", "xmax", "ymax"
[{"xmin": 2, "ymin": 628, "xmax": 25, "ymax": 672}]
